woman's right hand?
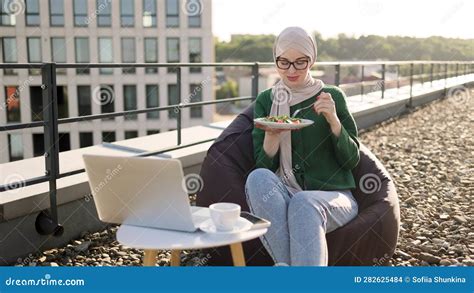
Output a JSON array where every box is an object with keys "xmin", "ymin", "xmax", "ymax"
[{"xmin": 255, "ymin": 123, "xmax": 291, "ymax": 136}]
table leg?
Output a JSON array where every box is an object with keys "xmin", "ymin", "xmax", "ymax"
[
  {"xmin": 230, "ymin": 242, "xmax": 246, "ymax": 266},
  {"xmin": 170, "ymin": 250, "xmax": 181, "ymax": 266},
  {"xmin": 143, "ymin": 249, "xmax": 158, "ymax": 266}
]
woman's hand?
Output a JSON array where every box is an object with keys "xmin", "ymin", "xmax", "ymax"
[
  {"xmin": 313, "ymin": 92, "xmax": 342, "ymax": 137},
  {"xmin": 254, "ymin": 123, "xmax": 291, "ymax": 136}
]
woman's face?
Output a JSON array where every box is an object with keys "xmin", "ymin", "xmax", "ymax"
[{"xmin": 275, "ymin": 48, "xmax": 311, "ymax": 89}]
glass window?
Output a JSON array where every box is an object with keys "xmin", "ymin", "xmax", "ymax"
[
  {"xmin": 166, "ymin": 0, "xmax": 179, "ymax": 27},
  {"xmin": 102, "ymin": 131, "xmax": 116, "ymax": 143},
  {"xmin": 75, "ymin": 37, "xmax": 90, "ymax": 74},
  {"xmin": 142, "ymin": 0, "xmax": 156, "ymax": 27},
  {"xmin": 5, "ymin": 86, "xmax": 21, "ymax": 122},
  {"xmin": 80, "ymin": 132, "xmax": 93, "ymax": 147},
  {"xmin": 73, "ymin": 0, "xmax": 88, "ymax": 27},
  {"xmin": 125, "ymin": 131, "xmax": 138, "ymax": 139},
  {"xmin": 120, "ymin": 0, "xmax": 134, "ymax": 27},
  {"xmin": 144, "ymin": 37, "xmax": 157, "ymax": 74},
  {"xmin": 99, "ymin": 85, "xmax": 115, "ymax": 118},
  {"xmin": 58, "ymin": 132, "xmax": 71, "ymax": 152},
  {"xmin": 1, "ymin": 37, "xmax": 17, "ymax": 74},
  {"xmin": 147, "ymin": 130, "xmax": 160, "ymax": 135},
  {"xmin": 1, "ymin": 0, "xmax": 17, "ymax": 26},
  {"xmin": 146, "ymin": 85, "xmax": 159, "ymax": 119},
  {"xmin": 189, "ymin": 37, "xmax": 202, "ymax": 73},
  {"xmin": 98, "ymin": 37, "xmax": 113, "ymax": 74},
  {"xmin": 8, "ymin": 134, "xmax": 23, "ymax": 161},
  {"xmin": 123, "ymin": 85, "xmax": 137, "ymax": 120},
  {"xmin": 189, "ymin": 84, "xmax": 203, "ymax": 118},
  {"xmin": 33, "ymin": 133, "xmax": 44, "ymax": 157},
  {"xmin": 30, "ymin": 86, "xmax": 68, "ymax": 121},
  {"xmin": 27, "ymin": 37, "xmax": 41, "ymax": 74},
  {"xmin": 57, "ymin": 86, "xmax": 69, "ymax": 119},
  {"xmin": 186, "ymin": 0, "xmax": 201, "ymax": 27},
  {"xmin": 49, "ymin": 0, "xmax": 64, "ymax": 26},
  {"xmin": 121, "ymin": 38, "xmax": 136, "ymax": 74},
  {"xmin": 77, "ymin": 86, "xmax": 92, "ymax": 116},
  {"xmin": 25, "ymin": 0, "xmax": 40, "ymax": 26},
  {"xmin": 168, "ymin": 84, "xmax": 178, "ymax": 119},
  {"xmin": 166, "ymin": 37, "xmax": 180, "ymax": 73},
  {"xmin": 51, "ymin": 37, "xmax": 66, "ymax": 62},
  {"xmin": 97, "ymin": 0, "xmax": 112, "ymax": 27}
]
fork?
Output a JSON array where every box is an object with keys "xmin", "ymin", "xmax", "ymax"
[{"xmin": 292, "ymin": 101, "xmax": 316, "ymax": 118}]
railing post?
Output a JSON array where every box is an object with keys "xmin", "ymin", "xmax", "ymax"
[
  {"xmin": 409, "ymin": 63, "xmax": 414, "ymax": 108},
  {"xmin": 335, "ymin": 64, "xmax": 340, "ymax": 87},
  {"xmin": 420, "ymin": 63, "xmax": 424, "ymax": 86},
  {"xmin": 176, "ymin": 67, "xmax": 182, "ymax": 145},
  {"xmin": 41, "ymin": 62, "xmax": 60, "ymax": 229},
  {"xmin": 251, "ymin": 62, "xmax": 259, "ymax": 100},
  {"xmin": 444, "ymin": 63, "xmax": 448, "ymax": 90},
  {"xmin": 396, "ymin": 64, "xmax": 400, "ymax": 92},
  {"xmin": 360, "ymin": 65, "xmax": 364, "ymax": 98},
  {"xmin": 455, "ymin": 63, "xmax": 459, "ymax": 79},
  {"xmin": 381, "ymin": 64, "xmax": 386, "ymax": 99},
  {"xmin": 430, "ymin": 63, "xmax": 434, "ymax": 86}
]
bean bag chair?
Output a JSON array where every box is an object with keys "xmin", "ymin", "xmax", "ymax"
[{"xmin": 196, "ymin": 103, "xmax": 400, "ymax": 266}]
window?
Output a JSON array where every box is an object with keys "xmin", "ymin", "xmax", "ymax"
[
  {"xmin": 49, "ymin": 0, "xmax": 64, "ymax": 26},
  {"xmin": 189, "ymin": 84, "xmax": 203, "ymax": 118},
  {"xmin": 51, "ymin": 37, "xmax": 66, "ymax": 74},
  {"xmin": 121, "ymin": 38, "xmax": 136, "ymax": 74},
  {"xmin": 98, "ymin": 37, "xmax": 113, "ymax": 74},
  {"xmin": 33, "ymin": 133, "xmax": 44, "ymax": 157},
  {"xmin": 80, "ymin": 132, "xmax": 93, "ymax": 147},
  {"xmin": 97, "ymin": 0, "xmax": 112, "ymax": 27},
  {"xmin": 8, "ymin": 134, "xmax": 23, "ymax": 161},
  {"xmin": 1, "ymin": 0, "xmax": 17, "ymax": 26},
  {"xmin": 73, "ymin": 0, "xmax": 88, "ymax": 27},
  {"xmin": 123, "ymin": 85, "xmax": 137, "ymax": 120},
  {"xmin": 168, "ymin": 84, "xmax": 178, "ymax": 119},
  {"xmin": 30, "ymin": 86, "xmax": 68, "ymax": 121},
  {"xmin": 120, "ymin": 0, "xmax": 134, "ymax": 27},
  {"xmin": 125, "ymin": 131, "xmax": 138, "ymax": 139},
  {"xmin": 144, "ymin": 38, "xmax": 158, "ymax": 73},
  {"xmin": 186, "ymin": 0, "xmax": 201, "ymax": 27},
  {"xmin": 99, "ymin": 85, "xmax": 115, "ymax": 118},
  {"xmin": 1, "ymin": 37, "xmax": 17, "ymax": 74},
  {"xmin": 166, "ymin": 38, "xmax": 180, "ymax": 73},
  {"xmin": 27, "ymin": 37, "xmax": 41, "ymax": 75},
  {"xmin": 147, "ymin": 130, "xmax": 160, "ymax": 135},
  {"xmin": 5, "ymin": 86, "xmax": 21, "ymax": 122},
  {"xmin": 102, "ymin": 131, "xmax": 116, "ymax": 143},
  {"xmin": 142, "ymin": 0, "xmax": 156, "ymax": 27},
  {"xmin": 25, "ymin": 0, "xmax": 40, "ymax": 26},
  {"xmin": 166, "ymin": 0, "xmax": 179, "ymax": 27},
  {"xmin": 189, "ymin": 37, "xmax": 202, "ymax": 73},
  {"xmin": 77, "ymin": 86, "xmax": 92, "ymax": 116},
  {"xmin": 75, "ymin": 37, "xmax": 90, "ymax": 74},
  {"xmin": 146, "ymin": 85, "xmax": 159, "ymax": 119},
  {"xmin": 58, "ymin": 133, "xmax": 71, "ymax": 152}
]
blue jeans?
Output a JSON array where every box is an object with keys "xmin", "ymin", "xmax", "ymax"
[{"xmin": 245, "ymin": 168, "xmax": 358, "ymax": 266}]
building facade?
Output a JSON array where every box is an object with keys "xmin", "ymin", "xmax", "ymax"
[{"xmin": 0, "ymin": 0, "xmax": 214, "ymax": 163}]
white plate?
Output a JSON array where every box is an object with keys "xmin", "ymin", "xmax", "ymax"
[
  {"xmin": 254, "ymin": 118, "xmax": 314, "ymax": 130},
  {"xmin": 199, "ymin": 217, "xmax": 253, "ymax": 234}
]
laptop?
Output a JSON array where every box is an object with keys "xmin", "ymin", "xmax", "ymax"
[{"xmin": 82, "ymin": 154, "xmax": 210, "ymax": 232}]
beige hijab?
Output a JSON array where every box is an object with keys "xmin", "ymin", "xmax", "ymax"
[{"xmin": 270, "ymin": 27, "xmax": 325, "ymax": 195}]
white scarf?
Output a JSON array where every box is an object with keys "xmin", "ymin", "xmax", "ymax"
[{"xmin": 270, "ymin": 27, "xmax": 325, "ymax": 195}]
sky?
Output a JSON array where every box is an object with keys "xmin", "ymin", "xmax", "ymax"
[{"xmin": 212, "ymin": 0, "xmax": 474, "ymax": 41}]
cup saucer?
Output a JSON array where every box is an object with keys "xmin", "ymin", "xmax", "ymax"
[{"xmin": 199, "ymin": 217, "xmax": 252, "ymax": 234}]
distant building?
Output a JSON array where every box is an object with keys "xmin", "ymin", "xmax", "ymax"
[{"xmin": 0, "ymin": 0, "xmax": 214, "ymax": 163}]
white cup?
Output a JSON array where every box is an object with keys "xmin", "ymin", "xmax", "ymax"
[{"xmin": 209, "ymin": 203, "xmax": 241, "ymax": 231}]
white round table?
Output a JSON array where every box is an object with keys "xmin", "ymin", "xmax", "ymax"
[{"xmin": 117, "ymin": 224, "xmax": 268, "ymax": 266}]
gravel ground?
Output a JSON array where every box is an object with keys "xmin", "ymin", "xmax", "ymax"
[{"xmin": 15, "ymin": 89, "xmax": 473, "ymax": 267}]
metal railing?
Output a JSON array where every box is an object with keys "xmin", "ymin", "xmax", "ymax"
[{"xmin": 0, "ymin": 61, "xmax": 473, "ymax": 235}]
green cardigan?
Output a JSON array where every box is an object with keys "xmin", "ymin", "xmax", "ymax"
[{"xmin": 253, "ymin": 85, "xmax": 360, "ymax": 191}]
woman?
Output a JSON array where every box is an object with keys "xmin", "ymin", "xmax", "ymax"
[{"xmin": 245, "ymin": 27, "xmax": 360, "ymax": 266}]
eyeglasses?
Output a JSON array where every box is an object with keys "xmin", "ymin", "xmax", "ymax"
[{"xmin": 276, "ymin": 58, "xmax": 310, "ymax": 70}]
